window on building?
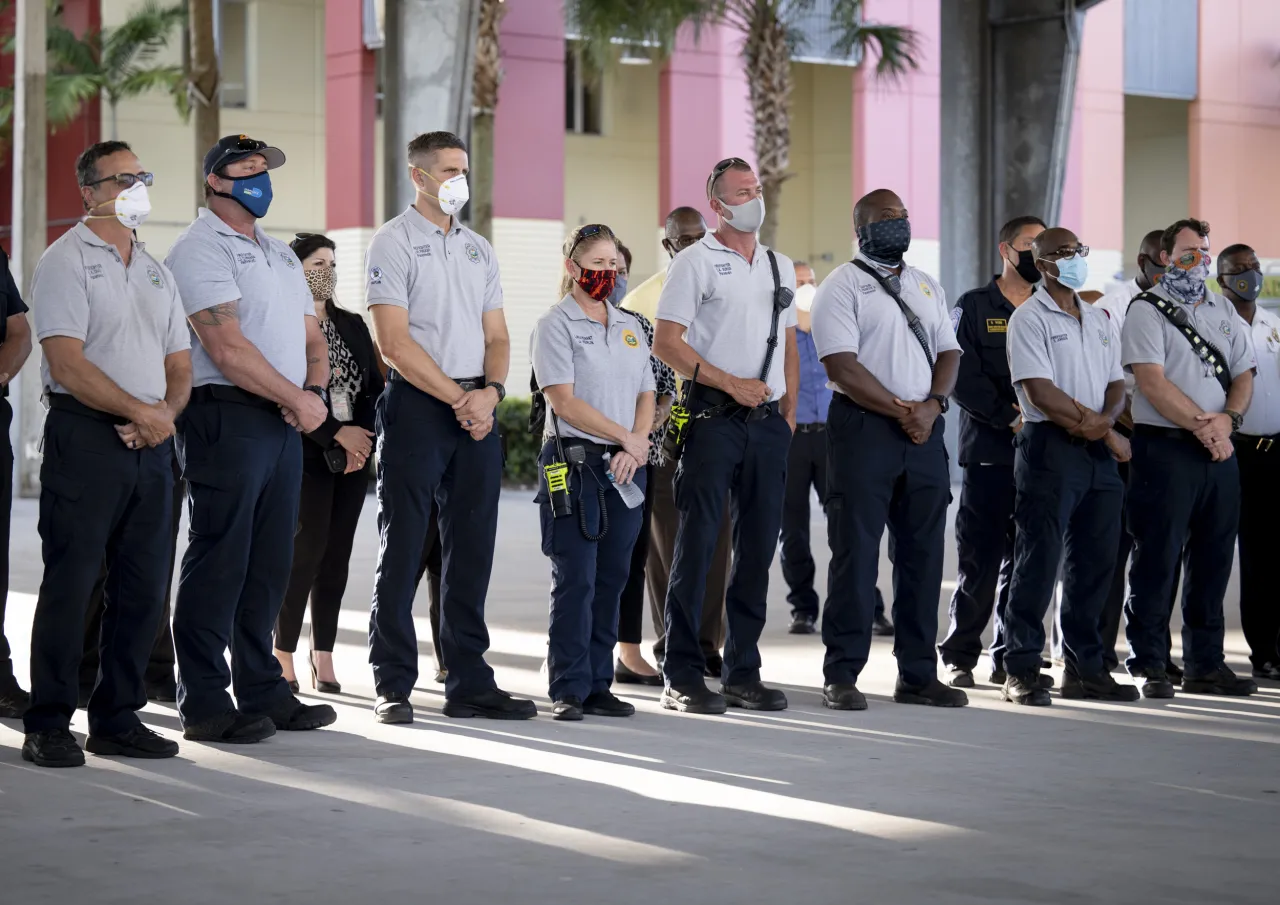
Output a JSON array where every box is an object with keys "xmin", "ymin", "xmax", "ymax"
[
  {"xmin": 565, "ymin": 42, "xmax": 602, "ymax": 135},
  {"xmin": 217, "ymin": 0, "xmax": 249, "ymax": 109}
]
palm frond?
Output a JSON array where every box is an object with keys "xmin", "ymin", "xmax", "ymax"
[
  {"xmin": 564, "ymin": 0, "xmax": 717, "ymax": 71},
  {"xmin": 46, "ymin": 23, "xmax": 103, "ymax": 76},
  {"xmin": 827, "ymin": 0, "xmax": 920, "ymax": 79},
  {"xmin": 111, "ymin": 64, "xmax": 185, "ymax": 102},
  {"xmin": 102, "ymin": 0, "xmax": 185, "ymax": 78},
  {"xmin": 45, "ymin": 72, "xmax": 103, "ymax": 128}
]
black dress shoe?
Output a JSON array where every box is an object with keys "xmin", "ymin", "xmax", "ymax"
[
  {"xmin": 894, "ymin": 677, "xmax": 968, "ymax": 707},
  {"xmin": 1002, "ymin": 673, "xmax": 1052, "ymax": 706},
  {"xmin": 721, "ymin": 681, "xmax": 787, "ymax": 711},
  {"xmin": 86, "ymin": 724, "xmax": 180, "ymax": 759},
  {"xmin": 583, "ymin": 690, "xmax": 635, "ymax": 717},
  {"xmin": 375, "ymin": 692, "xmax": 414, "ymax": 724},
  {"xmin": 1135, "ymin": 667, "xmax": 1176, "ymax": 699},
  {"xmin": 661, "ymin": 681, "xmax": 727, "ymax": 714},
  {"xmin": 434, "ymin": 667, "xmax": 448, "ymax": 685},
  {"xmin": 823, "ymin": 683, "xmax": 867, "ymax": 711},
  {"xmin": 989, "ymin": 666, "xmax": 1052, "ymax": 688},
  {"xmin": 0, "ymin": 683, "xmax": 30, "ymax": 719},
  {"xmin": 1251, "ymin": 662, "xmax": 1280, "ymax": 680},
  {"xmin": 183, "ymin": 710, "xmax": 277, "ymax": 743},
  {"xmin": 21, "ymin": 729, "xmax": 85, "ymax": 768},
  {"xmin": 1165, "ymin": 661, "xmax": 1184, "ymax": 685},
  {"xmin": 872, "ymin": 614, "xmax": 895, "ymax": 637},
  {"xmin": 702, "ymin": 653, "xmax": 724, "ymax": 680},
  {"xmin": 614, "ymin": 659, "xmax": 662, "ymax": 687},
  {"xmin": 248, "ymin": 696, "xmax": 337, "ymax": 731},
  {"xmin": 1182, "ymin": 665, "xmax": 1257, "ymax": 697},
  {"xmin": 145, "ymin": 676, "xmax": 178, "ymax": 703},
  {"xmin": 788, "ymin": 614, "xmax": 817, "ymax": 635},
  {"xmin": 443, "ymin": 688, "xmax": 537, "ymax": 720},
  {"xmin": 552, "ymin": 696, "xmax": 584, "ymax": 721},
  {"xmin": 945, "ymin": 665, "xmax": 975, "ymax": 688},
  {"xmin": 1060, "ymin": 669, "xmax": 1140, "ymax": 702}
]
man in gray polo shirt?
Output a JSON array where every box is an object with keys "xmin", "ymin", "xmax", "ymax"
[
  {"xmin": 165, "ymin": 135, "xmax": 336, "ymax": 743},
  {"xmin": 999, "ymin": 227, "xmax": 1136, "ymax": 706},
  {"xmin": 21, "ymin": 141, "xmax": 189, "ymax": 767},
  {"xmin": 652, "ymin": 157, "xmax": 798, "ymax": 715},
  {"xmin": 365, "ymin": 130, "xmax": 534, "ymax": 723},
  {"xmin": 1121, "ymin": 217, "xmax": 1257, "ymax": 699}
]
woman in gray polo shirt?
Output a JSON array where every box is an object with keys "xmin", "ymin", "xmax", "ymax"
[{"xmin": 531, "ymin": 224, "xmax": 656, "ymax": 721}]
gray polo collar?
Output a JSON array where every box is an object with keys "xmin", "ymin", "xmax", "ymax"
[
  {"xmin": 197, "ymin": 206, "xmax": 266, "ymax": 245},
  {"xmin": 72, "ymin": 221, "xmax": 146, "ymax": 256},
  {"xmin": 404, "ymin": 204, "xmax": 463, "ymax": 239},
  {"xmin": 557, "ymin": 294, "xmax": 620, "ymax": 328},
  {"xmin": 1030, "ymin": 284, "xmax": 1084, "ymax": 317}
]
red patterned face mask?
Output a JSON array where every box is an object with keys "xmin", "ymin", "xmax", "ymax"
[{"xmin": 576, "ymin": 266, "xmax": 617, "ymax": 302}]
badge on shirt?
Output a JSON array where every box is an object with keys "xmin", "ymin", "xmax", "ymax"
[
  {"xmin": 622, "ymin": 329, "xmax": 639, "ymax": 348},
  {"xmin": 279, "ymin": 252, "xmax": 296, "ymax": 269},
  {"xmin": 1219, "ymin": 321, "xmax": 1232, "ymax": 337},
  {"xmin": 918, "ymin": 281, "xmax": 933, "ymax": 298},
  {"xmin": 985, "ymin": 318, "xmax": 1007, "ymax": 333},
  {"xmin": 369, "ymin": 266, "xmax": 383, "ymax": 285},
  {"xmin": 950, "ymin": 307, "xmax": 963, "ymax": 332},
  {"xmin": 465, "ymin": 243, "xmax": 481, "ymax": 263},
  {"xmin": 331, "ymin": 389, "xmax": 353, "ymax": 423},
  {"xmin": 146, "ymin": 266, "xmax": 163, "ymax": 288},
  {"xmin": 1097, "ymin": 328, "xmax": 1110, "ymax": 347}
]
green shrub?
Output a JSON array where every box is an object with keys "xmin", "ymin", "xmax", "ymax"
[{"xmin": 498, "ymin": 396, "xmax": 540, "ymax": 486}]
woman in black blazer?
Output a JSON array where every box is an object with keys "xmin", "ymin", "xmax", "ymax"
[{"xmin": 274, "ymin": 233, "xmax": 385, "ymax": 694}]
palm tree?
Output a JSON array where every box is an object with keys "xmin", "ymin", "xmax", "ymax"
[
  {"xmin": 470, "ymin": 0, "xmax": 507, "ymax": 241},
  {"xmin": 187, "ymin": 0, "xmax": 219, "ymax": 209},
  {"xmin": 567, "ymin": 0, "xmax": 919, "ymax": 248}
]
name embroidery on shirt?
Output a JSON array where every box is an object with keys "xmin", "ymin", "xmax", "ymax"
[
  {"xmin": 237, "ymin": 252, "xmax": 257, "ymax": 265},
  {"xmin": 465, "ymin": 243, "xmax": 480, "ymax": 263},
  {"xmin": 1051, "ymin": 334, "xmax": 1068, "ymax": 344},
  {"xmin": 369, "ymin": 266, "xmax": 383, "ymax": 285},
  {"xmin": 574, "ymin": 334, "xmax": 595, "ymax": 346},
  {"xmin": 715, "ymin": 262, "xmax": 733, "ymax": 276},
  {"xmin": 622, "ymin": 329, "xmax": 639, "ymax": 348},
  {"xmin": 146, "ymin": 266, "xmax": 163, "ymax": 288},
  {"xmin": 985, "ymin": 318, "xmax": 1007, "ymax": 333},
  {"xmin": 859, "ymin": 284, "xmax": 876, "ymax": 293},
  {"xmin": 85, "ymin": 264, "xmax": 104, "ymax": 280},
  {"xmin": 414, "ymin": 245, "xmax": 432, "ymax": 258}
]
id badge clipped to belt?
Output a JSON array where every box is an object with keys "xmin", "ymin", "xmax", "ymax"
[{"xmin": 331, "ymin": 389, "xmax": 353, "ymax": 423}]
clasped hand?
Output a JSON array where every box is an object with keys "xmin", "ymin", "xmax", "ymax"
[
  {"xmin": 1192, "ymin": 412, "xmax": 1235, "ymax": 462},
  {"xmin": 452, "ymin": 387, "xmax": 499, "ymax": 441},
  {"xmin": 116, "ymin": 401, "xmax": 175, "ymax": 450},
  {"xmin": 894, "ymin": 397, "xmax": 941, "ymax": 444}
]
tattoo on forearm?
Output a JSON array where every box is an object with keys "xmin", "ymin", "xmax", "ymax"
[
  {"xmin": 307, "ymin": 355, "xmax": 321, "ymax": 364},
  {"xmin": 191, "ymin": 302, "xmax": 239, "ymax": 326}
]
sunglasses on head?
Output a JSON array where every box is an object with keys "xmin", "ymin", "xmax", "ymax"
[
  {"xmin": 707, "ymin": 157, "xmax": 749, "ymax": 196},
  {"xmin": 212, "ymin": 136, "xmax": 269, "ymax": 169},
  {"xmin": 83, "ymin": 172, "xmax": 154, "ymax": 189},
  {"xmin": 568, "ymin": 224, "xmax": 614, "ymax": 259}
]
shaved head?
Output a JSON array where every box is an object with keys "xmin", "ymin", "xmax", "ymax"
[
  {"xmin": 665, "ymin": 206, "xmax": 706, "ymax": 242},
  {"xmin": 853, "ymin": 189, "xmax": 905, "ymax": 229},
  {"xmin": 1138, "ymin": 229, "xmax": 1163, "ymax": 260},
  {"xmin": 1032, "ymin": 227, "xmax": 1079, "ymax": 260}
]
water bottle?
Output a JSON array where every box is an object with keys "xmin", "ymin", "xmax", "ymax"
[{"xmin": 603, "ymin": 453, "xmax": 645, "ymax": 509}]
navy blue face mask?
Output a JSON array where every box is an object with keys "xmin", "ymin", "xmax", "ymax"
[
  {"xmin": 216, "ymin": 170, "xmax": 273, "ymax": 219},
  {"xmin": 857, "ymin": 217, "xmax": 911, "ymax": 266}
]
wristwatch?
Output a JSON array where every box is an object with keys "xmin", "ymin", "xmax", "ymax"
[
  {"xmin": 305, "ymin": 384, "xmax": 328, "ymax": 404},
  {"xmin": 486, "ymin": 381, "xmax": 506, "ymax": 404},
  {"xmin": 928, "ymin": 393, "xmax": 950, "ymax": 414},
  {"xmin": 1225, "ymin": 408, "xmax": 1243, "ymax": 433}
]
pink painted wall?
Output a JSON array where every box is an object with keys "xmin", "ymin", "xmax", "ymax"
[
  {"xmin": 493, "ymin": 0, "xmax": 564, "ymax": 220},
  {"xmin": 325, "ymin": 0, "xmax": 376, "ymax": 230},
  {"xmin": 1189, "ymin": 0, "xmax": 1280, "ymax": 258},
  {"xmin": 851, "ymin": 0, "xmax": 941, "ymax": 240},
  {"xmin": 1061, "ymin": 0, "xmax": 1125, "ymax": 249},
  {"xmin": 658, "ymin": 24, "xmax": 755, "ymax": 223}
]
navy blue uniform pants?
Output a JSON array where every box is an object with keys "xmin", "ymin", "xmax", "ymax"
[
  {"xmin": 1125, "ymin": 429, "xmax": 1238, "ymax": 676},
  {"xmin": 25, "ymin": 408, "xmax": 173, "ymax": 736},
  {"xmin": 370, "ymin": 381, "xmax": 501, "ymax": 700},
  {"xmin": 939, "ymin": 463, "xmax": 1015, "ymax": 671},
  {"xmin": 663, "ymin": 402, "xmax": 790, "ymax": 688},
  {"xmin": 823, "ymin": 396, "xmax": 950, "ymax": 687},
  {"xmin": 0, "ymin": 398, "xmax": 15, "ymax": 686},
  {"xmin": 173, "ymin": 398, "xmax": 302, "ymax": 726},
  {"xmin": 538, "ymin": 442, "xmax": 645, "ymax": 701},
  {"xmin": 1003, "ymin": 423, "xmax": 1122, "ymax": 677},
  {"xmin": 780, "ymin": 425, "xmax": 828, "ymax": 620}
]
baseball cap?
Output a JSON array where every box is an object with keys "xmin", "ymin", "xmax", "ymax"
[{"xmin": 203, "ymin": 134, "xmax": 286, "ymax": 178}]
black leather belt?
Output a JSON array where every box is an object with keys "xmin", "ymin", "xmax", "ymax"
[
  {"xmin": 190, "ymin": 383, "xmax": 277, "ymax": 412},
  {"xmin": 1133, "ymin": 424, "xmax": 1198, "ymax": 442},
  {"xmin": 1239, "ymin": 433, "xmax": 1278, "ymax": 452},
  {"xmin": 387, "ymin": 369, "xmax": 485, "ymax": 392},
  {"xmin": 562, "ymin": 439, "xmax": 620, "ymax": 458},
  {"xmin": 47, "ymin": 392, "xmax": 128, "ymax": 426},
  {"xmin": 795, "ymin": 423, "xmax": 825, "ymax": 434},
  {"xmin": 692, "ymin": 383, "xmax": 778, "ymax": 421}
]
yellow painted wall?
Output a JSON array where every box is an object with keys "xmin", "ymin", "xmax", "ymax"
[
  {"xmin": 1123, "ymin": 95, "xmax": 1190, "ymax": 277},
  {"xmin": 104, "ymin": 0, "xmax": 327, "ymax": 258},
  {"xmin": 563, "ymin": 61, "xmax": 662, "ymax": 286},
  {"xmin": 776, "ymin": 62, "xmax": 853, "ymax": 283}
]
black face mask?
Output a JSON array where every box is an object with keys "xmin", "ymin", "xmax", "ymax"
[
  {"xmin": 1008, "ymin": 248, "xmax": 1041, "ymax": 284},
  {"xmin": 1138, "ymin": 256, "xmax": 1164, "ymax": 288},
  {"xmin": 857, "ymin": 217, "xmax": 911, "ymax": 266}
]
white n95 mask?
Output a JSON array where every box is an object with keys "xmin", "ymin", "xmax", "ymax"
[{"xmin": 794, "ymin": 283, "xmax": 817, "ymax": 312}]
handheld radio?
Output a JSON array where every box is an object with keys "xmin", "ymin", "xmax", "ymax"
[
  {"xmin": 543, "ymin": 412, "xmax": 573, "ymax": 518},
  {"xmin": 662, "ymin": 363, "xmax": 699, "ymax": 460}
]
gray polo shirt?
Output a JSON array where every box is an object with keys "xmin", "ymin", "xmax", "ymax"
[
  {"xmin": 32, "ymin": 223, "xmax": 189, "ymax": 405},
  {"xmin": 165, "ymin": 208, "xmax": 313, "ymax": 389},
  {"xmin": 655, "ymin": 233, "xmax": 797, "ymax": 402},
  {"xmin": 365, "ymin": 206, "xmax": 503, "ymax": 380},
  {"xmin": 809, "ymin": 253, "xmax": 960, "ymax": 401},
  {"xmin": 1121, "ymin": 283, "xmax": 1255, "ymax": 428},
  {"xmin": 532, "ymin": 296, "xmax": 656, "ymax": 445},
  {"xmin": 1007, "ymin": 285, "xmax": 1122, "ymax": 424}
]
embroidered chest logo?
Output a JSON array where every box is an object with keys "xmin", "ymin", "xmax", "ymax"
[
  {"xmin": 279, "ymin": 253, "xmax": 296, "ymax": 269},
  {"xmin": 950, "ymin": 307, "xmax": 963, "ymax": 331},
  {"xmin": 465, "ymin": 243, "xmax": 480, "ymax": 263},
  {"xmin": 146, "ymin": 266, "xmax": 163, "ymax": 288},
  {"xmin": 236, "ymin": 252, "xmax": 257, "ymax": 265},
  {"xmin": 918, "ymin": 281, "xmax": 933, "ymax": 298},
  {"xmin": 574, "ymin": 334, "xmax": 595, "ymax": 346},
  {"xmin": 1051, "ymin": 333, "xmax": 1068, "ymax": 344},
  {"xmin": 986, "ymin": 318, "xmax": 1007, "ymax": 333},
  {"xmin": 369, "ymin": 266, "xmax": 383, "ymax": 285},
  {"xmin": 1219, "ymin": 321, "xmax": 1233, "ymax": 337},
  {"xmin": 414, "ymin": 244, "xmax": 432, "ymax": 258},
  {"xmin": 85, "ymin": 263, "xmax": 104, "ymax": 280},
  {"xmin": 1097, "ymin": 328, "xmax": 1110, "ymax": 347},
  {"xmin": 622, "ymin": 329, "xmax": 639, "ymax": 348},
  {"xmin": 715, "ymin": 262, "xmax": 733, "ymax": 276}
]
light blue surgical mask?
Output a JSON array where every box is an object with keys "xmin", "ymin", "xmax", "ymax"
[{"xmin": 1049, "ymin": 253, "xmax": 1089, "ymax": 290}]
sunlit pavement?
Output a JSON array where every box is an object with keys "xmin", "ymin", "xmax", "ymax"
[{"xmin": 1, "ymin": 491, "xmax": 1275, "ymax": 905}]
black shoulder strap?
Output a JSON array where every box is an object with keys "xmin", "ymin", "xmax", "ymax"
[
  {"xmin": 852, "ymin": 258, "xmax": 934, "ymax": 373},
  {"xmin": 1130, "ymin": 290, "xmax": 1232, "ymax": 394},
  {"xmin": 758, "ymin": 250, "xmax": 788, "ymax": 383}
]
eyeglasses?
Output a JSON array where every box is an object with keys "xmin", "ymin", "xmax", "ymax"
[
  {"xmin": 567, "ymin": 223, "xmax": 614, "ymax": 259},
  {"xmin": 707, "ymin": 157, "xmax": 749, "ymax": 196},
  {"xmin": 1043, "ymin": 245, "xmax": 1090, "ymax": 260},
  {"xmin": 83, "ymin": 172, "xmax": 154, "ymax": 189}
]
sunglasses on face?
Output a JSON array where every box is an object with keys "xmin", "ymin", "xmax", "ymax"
[
  {"xmin": 1044, "ymin": 245, "xmax": 1091, "ymax": 260},
  {"xmin": 84, "ymin": 172, "xmax": 154, "ymax": 189}
]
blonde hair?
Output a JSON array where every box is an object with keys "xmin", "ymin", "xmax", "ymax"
[{"xmin": 559, "ymin": 224, "xmax": 618, "ymax": 298}]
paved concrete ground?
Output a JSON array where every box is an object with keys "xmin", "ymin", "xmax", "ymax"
[{"xmin": 1, "ymin": 490, "xmax": 1275, "ymax": 905}]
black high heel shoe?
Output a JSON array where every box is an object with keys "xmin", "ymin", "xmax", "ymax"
[{"xmin": 310, "ymin": 651, "xmax": 342, "ymax": 695}]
